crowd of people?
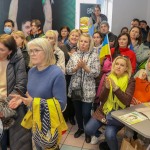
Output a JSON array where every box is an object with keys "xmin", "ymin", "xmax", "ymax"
[{"xmin": 0, "ymin": 4, "xmax": 150, "ymax": 150}]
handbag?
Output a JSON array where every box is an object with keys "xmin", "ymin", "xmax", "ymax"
[
  {"xmin": 71, "ymin": 88, "xmax": 83, "ymax": 101},
  {"xmin": 0, "ymin": 98, "xmax": 17, "ymax": 130},
  {"xmin": 71, "ymin": 70, "xmax": 84, "ymax": 101}
]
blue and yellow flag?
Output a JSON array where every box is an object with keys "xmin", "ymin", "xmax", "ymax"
[
  {"xmin": 99, "ymin": 34, "xmax": 110, "ymax": 59},
  {"xmin": 88, "ymin": 25, "xmax": 95, "ymax": 36}
]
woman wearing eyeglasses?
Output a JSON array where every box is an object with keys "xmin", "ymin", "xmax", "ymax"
[
  {"xmin": 26, "ymin": 38, "xmax": 67, "ymax": 111},
  {"xmin": 111, "ymin": 33, "xmax": 136, "ymax": 73},
  {"xmin": 0, "ymin": 34, "xmax": 32, "ymax": 150},
  {"xmin": 10, "ymin": 38, "xmax": 67, "ymax": 150},
  {"xmin": 85, "ymin": 56, "xmax": 135, "ymax": 150}
]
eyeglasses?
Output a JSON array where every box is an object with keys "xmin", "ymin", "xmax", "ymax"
[{"xmin": 28, "ymin": 49, "xmax": 43, "ymax": 55}]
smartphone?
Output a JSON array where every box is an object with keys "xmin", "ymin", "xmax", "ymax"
[{"xmin": 15, "ymin": 88, "xmax": 27, "ymax": 98}]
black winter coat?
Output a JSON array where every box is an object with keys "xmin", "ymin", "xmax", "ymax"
[{"xmin": 6, "ymin": 49, "xmax": 32, "ymax": 150}]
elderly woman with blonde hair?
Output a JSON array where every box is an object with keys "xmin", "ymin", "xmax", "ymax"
[{"xmin": 10, "ymin": 38, "xmax": 67, "ymax": 150}]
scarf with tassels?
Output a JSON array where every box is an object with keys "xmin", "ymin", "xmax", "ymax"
[
  {"xmin": 103, "ymin": 73, "xmax": 129, "ymax": 114},
  {"xmin": 66, "ymin": 40, "xmax": 77, "ymax": 52}
]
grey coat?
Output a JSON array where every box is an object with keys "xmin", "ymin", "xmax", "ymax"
[
  {"xmin": 6, "ymin": 49, "xmax": 32, "ymax": 150},
  {"xmin": 134, "ymin": 43, "xmax": 150, "ymax": 64},
  {"xmin": 7, "ymin": 49, "xmax": 27, "ymax": 95}
]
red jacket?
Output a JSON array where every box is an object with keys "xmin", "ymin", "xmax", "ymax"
[{"xmin": 111, "ymin": 47, "xmax": 136, "ymax": 73}]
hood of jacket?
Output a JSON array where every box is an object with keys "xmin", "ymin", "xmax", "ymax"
[{"xmin": 9, "ymin": 49, "xmax": 23, "ymax": 64}]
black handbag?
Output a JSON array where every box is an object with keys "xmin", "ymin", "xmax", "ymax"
[
  {"xmin": 71, "ymin": 68, "xmax": 84, "ymax": 101},
  {"xmin": 71, "ymin": 57, "xmax": 85, "ymax": 101},
  {"xmin": 71, "ymin": 88, "xmax": 83, "ymax": 101}
]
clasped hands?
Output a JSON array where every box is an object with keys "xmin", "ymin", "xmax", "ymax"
[
  {"xmin": 74, "ymin": 59, "xmax": 90, "ymax": 73},
  {"xmin": 8, "ymin": 92, "xmax": 33, "ymax": 109},
  {"xmin": 105, "ymin": 77, "xmax": 118, "ymax": 91}
]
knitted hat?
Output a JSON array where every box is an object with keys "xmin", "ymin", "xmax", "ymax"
[{"xmin": 100, "ymin": 21, "xmax": 109, "ymax": 28}]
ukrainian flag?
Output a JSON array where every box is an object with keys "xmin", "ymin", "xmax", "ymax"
[
  {"xmin": 88, "ymin": 25, "xmax": 95, "ymax": 36},
  {"xmin": 99, "ymin": 34, "xmax": 110, "ymax": 59}
]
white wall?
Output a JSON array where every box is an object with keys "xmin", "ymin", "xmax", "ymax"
[
  {"xmin": 147, "ymin": 0, "xmax": 150, "ymax": 26},
  {"xmin": 75, "ymin": 0, "xmax": 150, "ymax": 35},
  {"xmin": 111, "ymin": 0, "xmax": 149, "ymax": 35}
]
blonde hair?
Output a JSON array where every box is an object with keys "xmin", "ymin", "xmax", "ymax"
[
  {"xmin": 11, "ymin": 30, "xmax": 27, "ymax": 48},
  {"xmin": 45, "ymin": 30, "xmax": 58, "ymax": 49},
  {"xmin": 77, "ymin": 33, "xmax": 94, "ymax": 52},
  {"xmin": 27, "ymin": 38, "xmax": 56, "ymax": 67},
  {"xmin": 68, "ymin": 29, "xmax": 81, "ymax": 41},
  {"xmin": 111, "ymin": 56, "xmax": 132, "ymax": 78}
]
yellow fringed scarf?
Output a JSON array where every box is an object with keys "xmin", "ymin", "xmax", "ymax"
[
  {"xmin": 21, "ymin": 98, "xmax": 68, "ymax": 150},
  {"xmin": 103, "ymin": 73, "xmax": 129, "ymax": 114}
]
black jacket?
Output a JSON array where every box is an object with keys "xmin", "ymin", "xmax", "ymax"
[{"xmin": 6, "ymin": 49, "xmax": 32, "ymax": 150}]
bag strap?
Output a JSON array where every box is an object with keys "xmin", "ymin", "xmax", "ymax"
[{"xmin": 80, "ymin": 52, "xmax": 92, "ymax": 88}]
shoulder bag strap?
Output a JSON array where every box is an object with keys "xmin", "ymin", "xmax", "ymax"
[{"xmin": 80, "ymin": 52, "xmax": 92, "ymax": 88}]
